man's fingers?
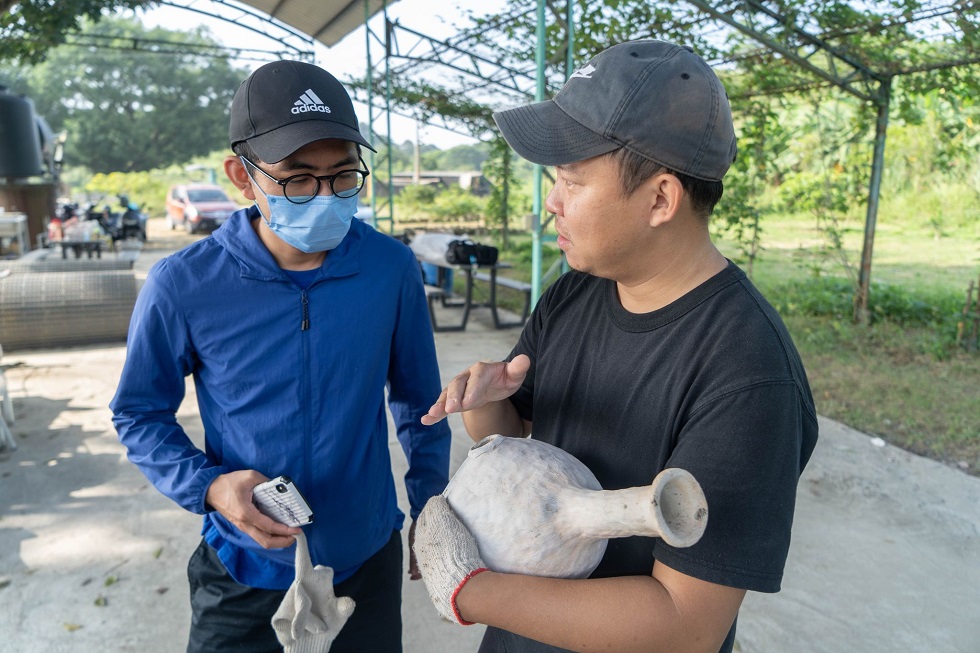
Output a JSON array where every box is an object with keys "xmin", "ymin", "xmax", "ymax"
[
  {"xmin": 422, "ymin": 358, "xmax": 530, "ymax": 424},
  {"xmin": 249, "ymin": 528, "xmax": 297, "ymax": 550},
  {"xmin": 507, "ymin": 354, "xmax": 531, "ymax": 382},
  {"xmin": 240, "ymin": 503, "xmax": 301, "ymax": 548},
  {"xmin": 444, "ymin": 370, "xmax": 473, "ymax": 414},
  {"xmin": 420, "ymin": 412, "xmax": 446, "ymax": 426},
  {"xmin": 421, "ymin": 388, "xmax": 450, "ymax": 425},
  {"xmin": 459, "ymin": 360, "xmax": 523, "ymax": 409}
]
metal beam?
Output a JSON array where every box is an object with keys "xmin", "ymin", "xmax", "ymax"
[
  {"xmin": 362, "ymin": 0, "xmax": 395, "ymax": 234},
  {"xmin": 530, "ymin": 0, "xmax": 547, "ymax": 306},
  {"xmin": 743, "ymin": 0, "xmax": 883, "ymax": 81},
  {"xmin": 158, "ymin": 0, "xmax": 314, "ymax": 60},
  {"xmin": 684, "ymin": 0, "xmax": 879, "ymax": 103},
  {"xmin": 60, "ymin": 32, "xmax": 303, "ymax": 61},
  {"xmin": 384, "ymin": 22, "xmax": 540, "ymax": 98}
]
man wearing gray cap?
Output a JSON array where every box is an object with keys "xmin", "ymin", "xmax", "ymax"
[
  {"xmin": 111, "ymin": 60, "xmax": 451, "ymax": 652},
  {"xmin": 415, "ymin": 40, "xmax": 818, "ymax": 653}
]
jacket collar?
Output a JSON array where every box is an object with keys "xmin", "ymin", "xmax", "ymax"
[{"xmin": 212, "ymin": 205, "xmax": 367, "ymax": 281}]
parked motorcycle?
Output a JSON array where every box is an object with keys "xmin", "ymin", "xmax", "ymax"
[
  {"xmin": 117, "ymin": 195, "xmax": 147, "ymax": 242},
  {"xmin": 83, "ymin": 195, "xmax": 147, "ymax": 244}
]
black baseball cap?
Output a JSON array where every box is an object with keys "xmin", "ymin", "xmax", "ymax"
[
  {"xmin": 229, "ymin": 60, "xmax": 375, "ymax": 163},
  {"xmin": 493, "ymin": 40, "xmax": 737, "ymax": 182}
]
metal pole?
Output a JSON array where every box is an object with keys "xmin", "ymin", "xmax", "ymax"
[
  {"xmin": 854, "ymin": 77, "xmax": 892, "ymax": 325},
  {"xmin": 531, "ymin": 0, "xmax": 546, "ymax": 306},
  {"xmin": 560, "ymin": 0, "xmax": 574, "ymax": 277},
  {"xmin": 364, "ymin": 0, "xmax": 376, "ymax": 218},
  {"xmin": 384, "ymin": 7, "xmax": 395, "ymax": 234},
  {"xmin": 566, "ymin": 0, "xmax": 574, "ymax": 77}
]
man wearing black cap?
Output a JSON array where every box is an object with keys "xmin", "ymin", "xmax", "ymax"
[
  {"xmin": 414, "ymin": 40, "xmax": 818, "ymax": 653},
  {"xmin": 111, "ymin": 60, "xmax": 451, "ymax": 652}
]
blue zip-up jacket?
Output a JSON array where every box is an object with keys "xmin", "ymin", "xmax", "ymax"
[{"xmin": 110, "ymin": 207, "xmax": 451, "ymax": 590}]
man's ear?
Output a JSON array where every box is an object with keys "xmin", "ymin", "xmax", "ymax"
[
  {"xmin": 224, "ymin": 155, "xmax": 256, "ymax": 202},
  {"xmin": 646, "ymin": 172, "xmax": 684, "ymax": 228}
]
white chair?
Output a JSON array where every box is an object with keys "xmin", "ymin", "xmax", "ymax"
[{"xmin": 0, "ymin": 344, "xmax": 15, "ymax": 451}]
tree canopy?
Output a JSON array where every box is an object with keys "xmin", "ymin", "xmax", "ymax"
[
  {"xmin": 0, "ymin": 0, "xmax": 155, "ymax": 63},
  {"xmin": 4, "ymin": 15, "xmax": 247, "ymax": 173}
]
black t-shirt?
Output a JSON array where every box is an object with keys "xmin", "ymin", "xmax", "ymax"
[{"xmin": 485, "ymin": 262, "xmax": 818, "ymax": 653}]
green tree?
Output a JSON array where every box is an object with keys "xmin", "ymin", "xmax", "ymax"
[
  {"xmin": 370, "ymin": 141, "xmax": 414, "ymax": 179},
  {"xmin": 0, "ymin": 0, "xmax": 154, "ymax": 63},
  {"xmin": 395, "ymin": 184, "xmax": 440, "ymax": 221},
  {"xmin": 435, "ymin": 143, "xmax": 489, "ymax": 171},
  {"xmin": 430, "ymin": 186, "xmax": 486, "ymax": 222},
  {"xmin": 5, "ymin": 15, "xmax": 247, "ymax": 173},
  {"xmin": 483, "ymin": 136, "xmax": 526, "ymax": 248}
]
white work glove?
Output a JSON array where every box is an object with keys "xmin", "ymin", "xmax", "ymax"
[
  {"xmin": 272, "ymin": 531, "xmax": 356, "ymax": 653},
  {"xmin": 413, "ymin": 495, "xmax": 489, "ymax": 625}
]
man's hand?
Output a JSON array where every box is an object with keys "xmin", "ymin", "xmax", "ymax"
[
  {"xmin": 413, "ymin": 495, "xmax": 488, "ymax": 625},
  {"xmin": 206, "ymin": 470, "xmax": 301, "ymax": 548},
  {"xmin": 421, "ymin": 354, "xmax": 530, "ymax": 426}
]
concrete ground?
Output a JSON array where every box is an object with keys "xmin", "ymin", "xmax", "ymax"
[{"xmin": 1, "ymin": 218, "xmax": 978, "ymax": 652}]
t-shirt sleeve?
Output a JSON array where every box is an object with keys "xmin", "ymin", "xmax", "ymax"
[{"xmin": 652, "ymin": 381, "xmax": 815, "ymax": 593}]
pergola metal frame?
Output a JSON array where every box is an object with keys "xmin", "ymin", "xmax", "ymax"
[
  {"xmin": 358, "ymin": 0, "xmax": 979, "ymax": 321},
  {"xmin": 681, "ymin": 0, "xmax": 980, "ymax": 321},
  {"xmin": 156, "ymin": 0, "xmax": 316, "ymax": 60},
  {"xmin": 129, "ymin": 0, "xmax": 980, "ymax": 320}
]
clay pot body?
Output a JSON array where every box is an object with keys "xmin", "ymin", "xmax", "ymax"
[{"xmin": 443, "ymin": 434, "xmax": 707, "ymax": 579}]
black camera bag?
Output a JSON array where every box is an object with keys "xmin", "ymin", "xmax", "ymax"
[{"xmin": 445, "ymin": 239, "xmax": 498, "ymax": 266}]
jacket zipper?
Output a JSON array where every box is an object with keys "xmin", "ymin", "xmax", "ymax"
[
  {"xmin": 300, "ymin": 288, "xmax": 312, "ymax": 495},
  {"xmin": 301, "ymin": 291, "xmax": 310, "ymax": 331}
]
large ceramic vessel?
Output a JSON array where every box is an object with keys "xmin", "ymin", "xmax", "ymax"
[{"xmin": 444, "ymin": 434, "xmax": 708, "ymax": 579}]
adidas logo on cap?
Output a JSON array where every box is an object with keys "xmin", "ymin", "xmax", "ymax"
[{"xmin": 292, "ymin": 89, "xmax": 331, "ymax": 115}]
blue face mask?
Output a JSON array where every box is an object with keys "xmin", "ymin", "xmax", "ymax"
[{"xmin": 245, "ymin": 165, "xmax": 358, "ymax": 253}]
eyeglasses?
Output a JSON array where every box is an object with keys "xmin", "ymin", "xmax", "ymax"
[{"xmin": 241, "ymin": 156, "xmax": 369, "ymax": 203}]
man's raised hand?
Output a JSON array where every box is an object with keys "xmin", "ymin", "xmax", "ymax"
[{"xmin": 421, "ymin": 355, "xmax": 531, "ymax": 426}]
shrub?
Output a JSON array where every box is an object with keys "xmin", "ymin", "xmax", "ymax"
[{"xmin": 769, "ymin": 276, "xmax": 964, "ymax": 357}]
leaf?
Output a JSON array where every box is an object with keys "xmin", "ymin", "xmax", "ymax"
[
  {"xmin": 94, "ymin": 594, "xmax": 108, "ymax": 607},
  {"xmin": 63, "ymin": 623, "xmax": 83, "ymax": 632},
  {"xmin": 152, "ymin": 546, "xmax": 163, "ymax": 559},
  {"xmin": 103, "ymin": 575, "xmax": 118, "ymax": 587}
]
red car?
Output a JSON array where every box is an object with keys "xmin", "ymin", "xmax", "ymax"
[{"xmin": 165, "ymin": 183, "xmax": 240, "ymax": 234}]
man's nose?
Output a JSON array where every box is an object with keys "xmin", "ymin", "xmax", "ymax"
[{"xmin": 545, "ymin": 185, "xmax": 561, "ymax": 215}]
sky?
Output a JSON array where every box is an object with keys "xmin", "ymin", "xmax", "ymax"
[{"xmin": 136, "ymin": 0, "xmax": 513, "ymax": 150}]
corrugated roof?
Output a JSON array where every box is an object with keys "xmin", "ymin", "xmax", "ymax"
[{"xmin": 238, "ymin": 0, "xmax": 391, "ymax": 47}]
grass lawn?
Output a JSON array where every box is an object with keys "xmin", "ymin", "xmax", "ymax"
[
  {"xmin": 784, "ymin": 316, "xmax": 977, "ymax": 470},
  {"xmin": 722, "ymin": 214, "xmax": 979, "ymax": 475}
]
